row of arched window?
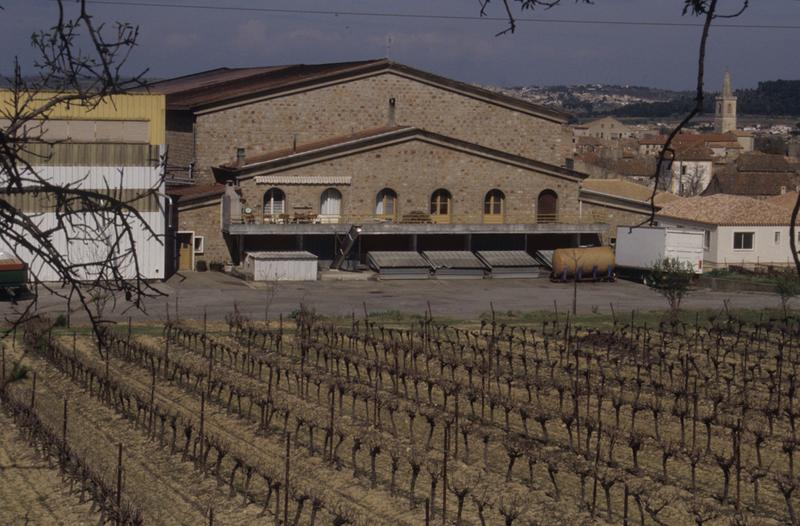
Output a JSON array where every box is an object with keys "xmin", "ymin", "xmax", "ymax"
[{"xmin": 263, "ymin": 187, "xmax": 558, "ymax": 222}]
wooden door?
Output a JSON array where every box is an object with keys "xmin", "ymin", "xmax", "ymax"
[
  {"xmin": 537, "ymin": 190, "xmax": 558, "ymax": 223},
  {"xmin": 177, "ymin": 233, "xmax": 193, "ymax": 271}
]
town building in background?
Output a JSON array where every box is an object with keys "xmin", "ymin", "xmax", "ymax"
[{"xmin": 657, "ymin": 194, "xmax": 797, "ymax": 270}]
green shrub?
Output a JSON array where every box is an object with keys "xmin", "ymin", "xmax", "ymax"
[
  {"xmin": 53, "ymin": 313, "xmax": 68, "ymax": 327},
  {"xmin": 647, "ymin": 258, "xmax": 695, "ymax": 315},
  {"xmin": 196, "ymin": 260, "xmax": 208, "ymax": 272},
  {"xmin": 775, "ymin": 272, "xmax": 800, "ymax": 313}
]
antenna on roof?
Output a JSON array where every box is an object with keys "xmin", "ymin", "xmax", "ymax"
[{"xmin": 385, "ymin": 34, "xmax": 393, "ymax": 60}]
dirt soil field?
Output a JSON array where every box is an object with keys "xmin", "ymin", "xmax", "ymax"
[
  {"xmin": 0, "ymin": 410, "xmax": 97, "ymax": 525},
  {"xmin": 2, "ymin": 307, "xmax": 800, "ymax": 525}
]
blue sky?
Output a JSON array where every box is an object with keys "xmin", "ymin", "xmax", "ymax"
[{"xmin": 3, "ymin": 1, "xmax": 799, "ymax": 90}]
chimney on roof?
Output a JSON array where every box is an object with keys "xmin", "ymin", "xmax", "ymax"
[
  {"xmin": 236, "ymin": 147, "xmax": 246, "ymax": 164},
  {"xmin": 388, "ymin": 97, "xmax": 396, "ymax": 127}
]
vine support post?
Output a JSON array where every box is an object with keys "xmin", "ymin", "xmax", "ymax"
[
  {"xmin": 442, "ymin": 424, "xmax": 448, "ymax": 525},
  {"xmin": 329, "ymin": 388, "xmax": 335, "ymax": 462},
  {"xmin": 623, "ymin": 483, "xmax": 629, "ymax": 526},
  {"xmin": 1, "ymin": 344, "xmax": 5, "ymax": 389},
  {"xmin": 454, "ymin": 393, "xmax": 459, "ymax": 459},
  {"xmin": 203, "ymin": 306, "xmax": 207, "ymax": 335},
  {"xmin": 30, "ymin": 371, "xmax": 36, "ymax": 410},
  {"xmin": 62, "ymin": 397, "xmax": 68, "ymax": 445},
  {"xmin": 425, "ymin": 497, "xmax": 430, "ymax": 526},
  {"xmin": 284, "ymin": 433, "xmax": 290, "ymax": 526},
  {"xmin": 116, "ymin": 443, "xmax": 123, "ymax": 526},
  {"xmin": 149, "ymin": 368, "xmax": 156, "ymax": 433},
  {"xmin": 199, "ymin": 392, "xmax": 205, "ymax": 471}
]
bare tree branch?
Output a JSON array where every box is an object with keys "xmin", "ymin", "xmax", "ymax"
[
  {"xmin": 479, "ymin": 0, "xmax": 593, "ymax": 36},
  {"xmin": 1, "ymin": 0, "xmax": 164, "ymax": 344}
]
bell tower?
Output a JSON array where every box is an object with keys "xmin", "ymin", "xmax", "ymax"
[{"xmin": 715, "ymin": 70, "xmax": 737, "ymax": 134}]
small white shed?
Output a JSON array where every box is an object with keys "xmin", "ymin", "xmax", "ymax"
[{"xmin": 244, "ymin": 251, "xmax": 318, "ymax": 281}]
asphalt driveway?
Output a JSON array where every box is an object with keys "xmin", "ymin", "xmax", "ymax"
[{"xmin": 0, "ymin": 271, "xmax": 784, "ymax": 324}]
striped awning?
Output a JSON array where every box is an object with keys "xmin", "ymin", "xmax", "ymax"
[{"xmin": 254, "ymin": 175, "xmax": 351, "ymax": 185}]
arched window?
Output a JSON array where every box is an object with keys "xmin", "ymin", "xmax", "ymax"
[
  {"xmin": 263, "ymin": 188, "xmax": 285, "ymax": 217},
  {"xmin": 375, "ymin": 188, "xmax": 398, "ymax": 219},
  {"xmin": 483, "ymin": 189, "xmax": 505, "ymax": 224},
  {"xmin": 320, "ymin": 188, "xmax": 342, "ymax": 222},
  {"xmin": 430, "ymin": 189, "xmax": 452, "ymax": 224},
  {"xmin": 537, "ymin": 190, "xmax": 558, "ymax": 223}
]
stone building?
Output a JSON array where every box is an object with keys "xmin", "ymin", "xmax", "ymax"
[
  {"xmin": 155, "ymin": 60, "xmax": 604, "ymax": 272},
  {"xmin": 577, "ymin": 117, "xmax": 634, "ymax": 141},
  {"xmin": 703, "ymin": 152, "xmax": 800, "ymax": 199}
]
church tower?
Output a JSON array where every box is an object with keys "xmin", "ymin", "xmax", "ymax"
[{"xmin": 715, "ymin": 70, "xmax": 737, "ymax": 133}]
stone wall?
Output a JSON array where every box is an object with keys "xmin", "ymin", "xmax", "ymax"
[
  {"xmin": 165, "ymin": 110, "xmax": 194, "ymax": 173},
  {"xmin": 579, "ymin": 201, "xmax": 646, "ymax": 242},
  {"xmin": 237, "ymin": 138, "xmax": 580, "ymax": 224},
  {"xmin": 191, "ymin": 72, "xmax": 570, "ymax": 182},
  {"xmin": 176, "ymin": 198, "xmax": 231, "ymax": 265}
]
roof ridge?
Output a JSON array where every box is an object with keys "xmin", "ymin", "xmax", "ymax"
[{"xmin": 214, "ymin": 126, "xmax": 584, "ymax": 182}]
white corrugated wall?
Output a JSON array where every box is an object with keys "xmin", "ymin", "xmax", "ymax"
[{"xmin": 1, "ymin": 164, "xmax": 165, "ymax": 282}]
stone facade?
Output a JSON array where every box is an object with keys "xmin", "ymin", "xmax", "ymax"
[
  {"xmin": 176, "ymin": 198, "xmax": 230, "ymax": 265},
  {"xmin": 235, "ymin": 138, "xmax": 580, "ymax": 225},
  {"xmin": 180, "ymin": 72, "xmax": 570, "ymax": 183},
  {"xmin": 165, "ymin": 110, "xmax": 194, "ymax": 173},
  {"xmin": 579, "ymin": 202, "xmax": 646, "ymax": 242}
]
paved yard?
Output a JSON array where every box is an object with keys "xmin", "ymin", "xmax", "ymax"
[{"xmin": 0, "ymin": 271, "xmax": 785, "ymax": 325}]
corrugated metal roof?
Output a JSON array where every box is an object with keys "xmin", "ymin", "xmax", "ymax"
[
  {"xmin": 423, "ymin": 251, "xmax": 486, "ymax": 269},
  {"xmin": 246, "ymin": 251, "xmax": 318, "ymax": 260},
  {"xmin": 254, "ymin": 175, "xmax": 352, "ymax": 185},
  {"xmin": 476, "ymin": 251, "xmax": 538, "ymax": 268},
  {"xmin": 19, "ymin": 143, "xmax": 159, "ymax": 167},
  {"xmin": 152, "ymin": 61, "xmax": 384, "ymax": 109},
  {"xmin": 534, "ymin": 250, "xmax": 554, "ymax": 270},
  {"xmin": 367, "ymin": 251, "xmax": 430, "ymax": 269}
]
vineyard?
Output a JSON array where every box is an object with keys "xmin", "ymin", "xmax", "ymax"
[{"xmin": 2, "ymin": 307, "xmax": 800, "ymax": 525}]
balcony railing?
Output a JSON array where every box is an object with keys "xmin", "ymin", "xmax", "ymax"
[{"xmin": 231, "ymin": 209, "xmax": 606, "ymax": 226}]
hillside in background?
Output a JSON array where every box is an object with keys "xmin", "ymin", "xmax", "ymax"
[{"xmin": 492, "ymin": 79, "xmax": 800, "ymax": 119}]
